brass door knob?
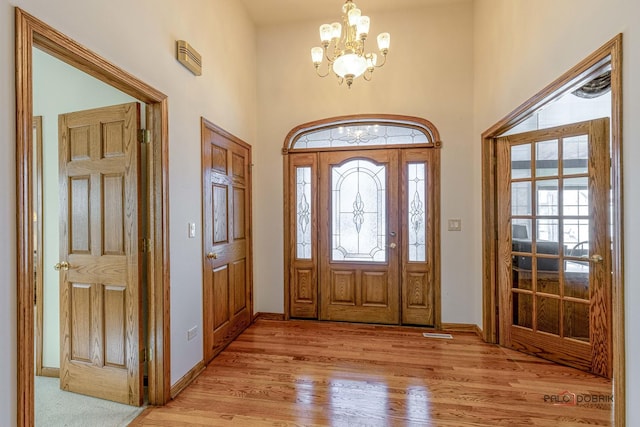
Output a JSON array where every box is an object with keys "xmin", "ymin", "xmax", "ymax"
[
  {"xmin": 54, "ymin": 261, "xmax": 70, "ymax": 271},
  {"xmin": 206, "ymin": 252, "xmax": 218, "ymax": 259},
  {"xmin": 388, "ymin": 243, "xmax": 397, "ymax": 249},
  {"xmin": 589, "ymin": 254, "xmax": 603, "ymax": 263}
]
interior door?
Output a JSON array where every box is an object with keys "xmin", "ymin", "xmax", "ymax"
[
  {"xmin": 202, "ymin": 121, "xmax": 253, "ymax": 362},
  {"xmin": 497, "ymin": 118, "xmax": 611, "ymax": 377},
  {"xmin": 57, "ymin": 102, "xmax": 143, "ymax": 404},
  {"xmin": 319, "ymin": 150, "xmax": 400, "ymax": 324}
]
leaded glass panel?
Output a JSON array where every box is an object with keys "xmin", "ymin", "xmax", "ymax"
[
  {"xmin": 296, "ymin": 167, "xmax": 312, "ymax": 259},
  {"xmin": 407, "ymin": 163, "xmax": 426, "ymax": 262},
  {"xmin": 331, "ymin": 159, "xmax": 386, "ymax": 262},
  {"xmin": 294, "ymin": 123, "xmax": 430, "ymax": 149}
]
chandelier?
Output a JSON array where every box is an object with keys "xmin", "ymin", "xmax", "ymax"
[{"xmin": 311, "ymin": 0, "xmax": 390, "ymax": 88}]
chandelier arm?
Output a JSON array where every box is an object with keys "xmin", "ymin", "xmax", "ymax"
[
  {"xmin": 315, "ymin": 65, "xmax": 331, "ymax": 78},
  {"xmin": 325, "ymin": 52, "xmax": 336, "ymax": 64},
  {"xmin": 374, "ymin": 53, "xmax": 388, "ymax": 68}
]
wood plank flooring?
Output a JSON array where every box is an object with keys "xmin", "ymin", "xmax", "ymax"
[{"xmin": 131, "ymin": 320, "xmax": 612, "ymax": 426}]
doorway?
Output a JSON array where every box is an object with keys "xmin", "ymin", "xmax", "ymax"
[
  {"xmin": 16, "ymin": 8, "xmax": 171, "ymax": 425},
  {"xmin": 283, "ymin": 115, "xmax": 441, "ymax": 327},
  {"xmin": 481, "ymin": 35, "xmax": 623, "ymax": 422}
]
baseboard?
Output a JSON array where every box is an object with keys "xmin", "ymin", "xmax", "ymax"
[
  {"xmin": 170, "ymin": 360, "xmax": 205, "ymax": 399},
  {"xmin": 253, "ymin": 312, "xmax": 285, "ymax": 322},
  {"xmin": 441, "ymin": 323, "xmax": 483, "ymax": 338},
  {"xmin": 38, "ymin": 367, "xmax": 60, "ymax": 378}
]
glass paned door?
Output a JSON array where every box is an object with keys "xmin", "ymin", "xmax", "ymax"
[
  {"xmin": 497, "ymin": 118, "xmax": 611, "ymax": 377},
  {"xmin": 319, "ymin": 150, "xmax": 400, "ymax": 324}
]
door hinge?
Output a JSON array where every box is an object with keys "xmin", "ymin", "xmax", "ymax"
[
  {"xmin": 141, "ymin": 238, "xmax": 151, "ymax": 253},
  {"xmin": 138, "ymin": 129, "xmax": 151, "ymax": 144},
  {"xmin": 140, "ymin": 348, "xmax": 152, "ymax": 362}
]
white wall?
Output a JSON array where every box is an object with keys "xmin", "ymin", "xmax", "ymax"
[
  {"xmin": 253, "ymin": 0, "xmax": 478, "ymax": 324},
  {"xmin": 0, "ymin": 1, "xmax": 257, "ymax": 424},
  {"xmin": 473, "ymin": 0, "xmax": 640, "ymax": 422},
  {"xmin": 33, "ymin": 48, "xmax": 141, "ymax": 368}
]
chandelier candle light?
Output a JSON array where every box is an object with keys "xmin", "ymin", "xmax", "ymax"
[{"xmin": 311, "ymin": 0, "xmax": 390, "ymax": 88}]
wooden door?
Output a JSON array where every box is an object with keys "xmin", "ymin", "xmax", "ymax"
[
  {"xmin": 497, "ymin": 118, "xmax": 611, "ymax": 377},
  {"xmin": 202, "ymin": 120, "xmax": 253, "ymax": 363},
  {"xmin": 319, "ymin": 150, "xmax": 400, "ymax": 324},
  {"xmin": 58, "ymin": 102, "xmax": 143, "ymax": 404}
]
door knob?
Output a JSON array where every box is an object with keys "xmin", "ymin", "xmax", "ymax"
[
  {"xmin": 589, "ymin": 254, "xmax": 603, "ymax": 263},
  {"xmin": 54, "ymin": 261, "xmax": 69, "ymax": 271},
  {"xmin": 206, "ymin": 252, "xmax": 218, "ymax": 259},
  {"xmin": 388, "ymin": 243, "xmax": 397, "ymax": 249}
]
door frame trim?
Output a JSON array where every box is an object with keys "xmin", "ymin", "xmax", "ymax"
[
  {"xmin": 16, "ymin": 8, "xmax": 171, "ymax": 425},
  {"xmin": 481, "ymin": 34, "xmax": 623, "ymax": 424}
]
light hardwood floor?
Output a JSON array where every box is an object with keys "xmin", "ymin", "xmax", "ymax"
[{"xmin": 131, "ymin": 320, "xmax": 612, "ymax": 426}]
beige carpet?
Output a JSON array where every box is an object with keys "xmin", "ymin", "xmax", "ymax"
[{"xmin": 35, "ymin": 376, "xmax": 145, "ymax": 427}]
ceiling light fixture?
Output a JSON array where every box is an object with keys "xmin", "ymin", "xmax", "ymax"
[{"xmin": 311, "ymin": 0, "xmax": 390, "ymax": 88}]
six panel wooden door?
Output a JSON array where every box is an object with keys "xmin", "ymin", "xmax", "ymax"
[
  {"xmin": 497, "ymin": 118, "xmax": 611, "ymax": 377},
  {"xmin": 202, "ymin": 121, "xmax": 253, "ymax": 362},
  {"xmin": 58, "ymin": 102, "xmax": 143, "ymax": 405}
]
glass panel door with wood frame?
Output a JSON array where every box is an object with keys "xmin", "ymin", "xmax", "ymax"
[
  {"xmin": 497, "ymin": 118, "xmax": 611, "ymax": 377},
  {"xmin": 319, "ymin": 150, "xmax": 400, "ymax": 324}
]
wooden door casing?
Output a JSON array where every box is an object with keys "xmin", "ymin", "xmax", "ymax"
[
  {"xmin": 202, "ymin": 119, "xmax": 253, "ymax": 363},
  {"xmin": 58, "ymin": 102, "xmax": 143, "ymax": 405},
  {"xmin": 496, "ymin": 118, "xmax": 611, "ymax": 377}
]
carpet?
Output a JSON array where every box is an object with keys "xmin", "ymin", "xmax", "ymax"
[{"xmin": 35, "ymin": 376, "xmax": 145, "ymax": 427}]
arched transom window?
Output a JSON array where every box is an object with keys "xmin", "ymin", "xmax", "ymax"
[{"xmin": 284, "ymin": 115, "xmax": 441, "ymax": 153}]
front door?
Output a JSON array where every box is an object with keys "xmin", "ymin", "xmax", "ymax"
[
  {"xmin": 497, "ymin": 118, "xmax": 611, "ymax": 377},
  {"xmin": 57, "ymin": 102, "xmax": 143, "ymax": 404},
  {"xmin": 202, "ymin": 120, "xmax": 253, "ymax": 362},
  {"xmin": 319, "ymin": 150, "xmax": 400, "ymax": 324},
  {"xmin": 318, "ymin": 149, "xmax": 438, "ymax": 325}
]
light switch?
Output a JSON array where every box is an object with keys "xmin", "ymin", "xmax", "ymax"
[
  {"xmin": 448, "ymin": 219, "xmax": 462, "ymax": 231},
  {"xmin": 188, "ymin": 222, "xmax": 196, "ymax": 238}
]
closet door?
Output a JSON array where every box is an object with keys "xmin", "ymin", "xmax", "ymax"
[{"xmin": 202, "ymin": 121, "xmax": 253, "ymax": 362}]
